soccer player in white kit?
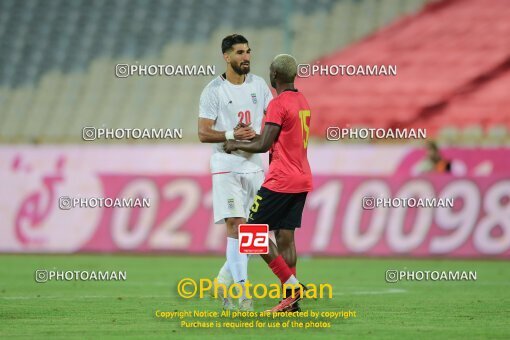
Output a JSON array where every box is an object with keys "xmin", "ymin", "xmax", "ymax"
[{"xmin": 198, "ymin": 34, "xmax": 272, "ymax": 311}]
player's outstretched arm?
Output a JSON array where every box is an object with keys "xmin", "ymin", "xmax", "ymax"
[
  {"xmin": 198, "ymin": 118, "xmax": 226, "ymax": 143},
  {"xmin": 224, "ymin": 123, "xmax": 281, "ymax": 153},
  {"xmin": 198, "ymin": 118, "xmax": 255, "ymax": 143}
]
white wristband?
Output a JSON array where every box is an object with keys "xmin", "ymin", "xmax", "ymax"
[{"xmin": 225, "ymin": 130, "xmax": 235, "ymax": 140}]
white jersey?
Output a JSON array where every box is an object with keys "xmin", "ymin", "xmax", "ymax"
[{"xmin": 199, "ymin": 73, "xmax": 272, "ymax": 173}]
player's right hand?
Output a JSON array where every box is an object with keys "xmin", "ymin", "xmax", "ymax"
[
  {"xmin": 234, "ymin": 126, "xmax": 256, "ymax": 140},
  {"xmin": 224, "ymin": 141, "xmax": 238, "ymax": 154}
]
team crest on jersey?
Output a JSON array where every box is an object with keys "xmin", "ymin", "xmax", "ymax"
[
  {"xmin": 228, "ymin": 198, "xmax": 235, "ymax": 210},
  {"xmin": 251, "ymin": 93, "xmax": 257, "ymax": 104}
]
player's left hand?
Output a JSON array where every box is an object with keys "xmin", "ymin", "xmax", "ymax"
[{"xmin": 224, "ymin": 141, "xmax": 238, "ymax": 154}]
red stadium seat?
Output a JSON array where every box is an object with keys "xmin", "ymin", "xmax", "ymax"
[{"xmin": 297, "ymin": 0, "xmax": 510, "ymax": 139}]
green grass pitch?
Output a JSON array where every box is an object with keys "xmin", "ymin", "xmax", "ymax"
[{"xmin": 0, "ymin": 255, "xmax": 509, "ymax": 339}]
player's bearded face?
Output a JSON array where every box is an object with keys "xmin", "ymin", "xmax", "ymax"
[{"xmin": 228, "ymin": 44, "xmax": 251, "ymax": 75}]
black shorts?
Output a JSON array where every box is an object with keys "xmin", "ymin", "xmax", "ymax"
[{"xmin": 247, "ymin": 186, "xmax": 308, "ymax": 230}]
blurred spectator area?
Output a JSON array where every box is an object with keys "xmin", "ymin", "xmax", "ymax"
[
  {"xmin": 297, "ymin": 0, "xmax": 510, "ymax": 146},
  {"xmin": 3, "ymin": 0, "xmax": 505, "ymax": 145}
]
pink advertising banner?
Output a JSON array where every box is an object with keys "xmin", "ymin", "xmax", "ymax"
[{"xmin": 1, "ymin": 145, "xmax": 509, "ymax": 257}]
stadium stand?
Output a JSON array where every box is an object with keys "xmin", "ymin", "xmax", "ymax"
[
  {"xmin": 297, "ymin": 0, "xmax": 510, "ymax": 145},
  {"xmin": 0, "ymin": 0, "xmax": 429, "ymax": 143}
]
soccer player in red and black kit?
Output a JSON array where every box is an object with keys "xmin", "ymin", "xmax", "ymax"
[{"xmin": 224, "ymin": 54, "xmax": 312, "ymax": 312}]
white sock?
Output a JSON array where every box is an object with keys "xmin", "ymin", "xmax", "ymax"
[
  {"xmin": 284, "ymin": 275, "xmax": 299, "ymax": 286},
  {"xmin": 239, "ymin": 253, "xmax": 249, "ymax": 301},
  {"xmin": 217, "ymin": 261, "xmax": 233, "ymax": 285},
  {"xmin": 226, "ymin": 237, "xmax": 248, "ymax": 300}
]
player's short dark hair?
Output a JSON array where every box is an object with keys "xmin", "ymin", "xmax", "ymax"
[{"xmin": 221, "ymin": 34, "xmax": 249, "ymax": 53}]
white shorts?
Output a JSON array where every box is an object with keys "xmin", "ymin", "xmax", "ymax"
[{"xmin": 212, "ymin": 171, "xmax": 264, "ymax": 224}]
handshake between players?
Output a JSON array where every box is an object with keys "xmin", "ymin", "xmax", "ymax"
[{"xmin": 199, "ymin": 33, "xmax": 312, "ymax": 312}]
